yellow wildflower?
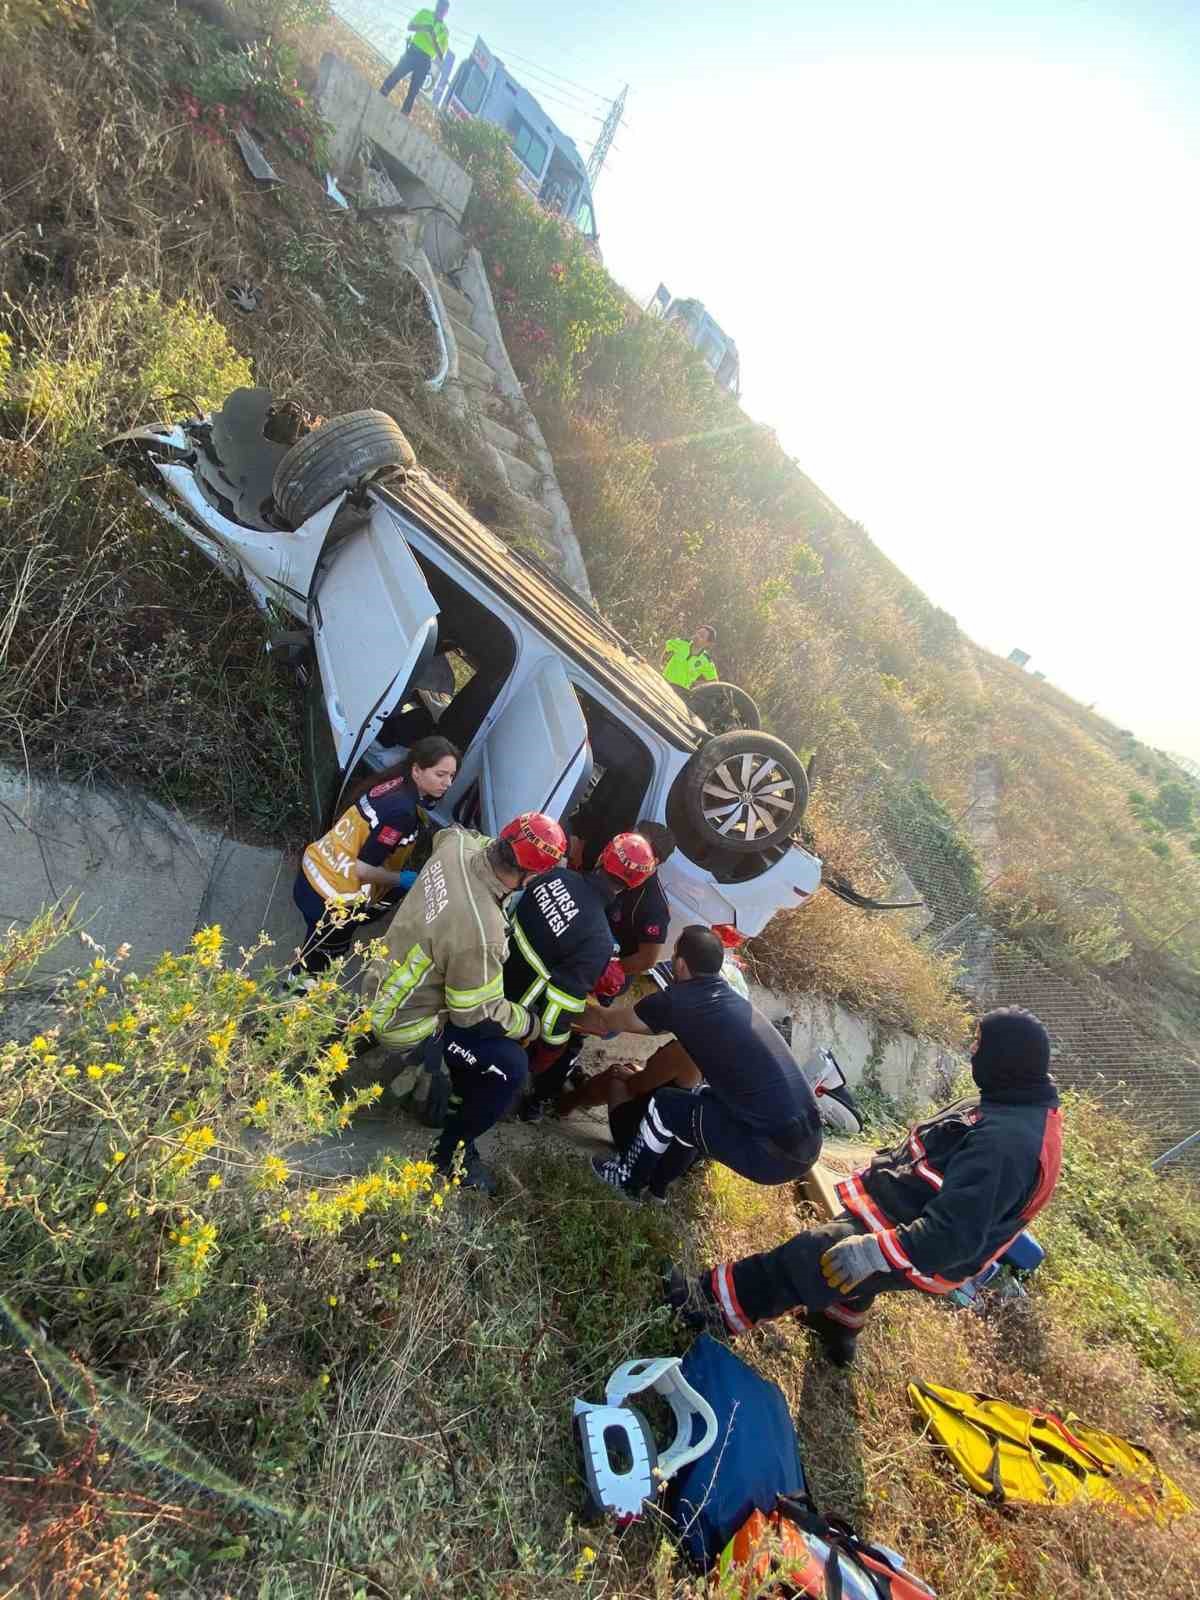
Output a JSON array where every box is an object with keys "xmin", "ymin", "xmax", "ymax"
[
  {"xmin": 112, "ymin": 1151, "xmax": 127, "ymax": 1165},
  {"xmin": 391, "ymin": 1252, "xmax": 402, "ymax": 1264},
  {"xmin": 63, "ymin": 1065, "xmax": 79, "ymax": 1079},
  {"xmin": 325, "ymin": 1041, "xmax": 350, "ymax": 1075},
  {"xmin": 208, "ymin": 1174, "xmax": 222, "ymax": 1190},
  {"xmin": 253, "ymin": 1098, "xmax": 268, "ymax": 1115},
  {"xmin": 327, "ymin": 1295, "xmax": 338, "ymax": 1307},
  {"xmin": 367, "ymin": 1257, "xmax": 382, "ymax": 1270},
  {"xmin": 432, "ymin": 1192, "xmax": 444, "ymax": 1208},
  {"xmin": 86, "ymin": 1065, "xmax": 103, "ymax": 1081},
  {"xmin": 258, "ymin": 1154, "xmax": 288, "ymax": 1187},
  {"xmin": 103, "ymin": 1062, "xmax": 123, "ymax": 1075},
  {"xmin": 31, "ymin": 1036, "xmax": 51, "ymax": 1055},
  {"xmin": 93, "ymin": 1201, "xmax": 108, "ymax": 1216},
  {"xmin": 278, "ymin": 1209, "xmax": 292, "ymax": 1224},
  {"xmin": 319, "ymin": 1373, "xmax": 330, "ymax": 1387}
]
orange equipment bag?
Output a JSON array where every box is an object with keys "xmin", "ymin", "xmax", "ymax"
[{"xmin": 717, "ymin": 1494, "xmax": 938, "ymax": 1599}]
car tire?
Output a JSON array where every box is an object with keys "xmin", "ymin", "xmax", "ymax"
[
  {"xmin": 686, "ymin": 680, "xmax": 762, "ymax": 733},
  {"xmin": 272, "ymin": 410, "xmax": 417, "ymax": 528},
  {"xmin": 676, "ymin": 730, "xmax": 809, "ymax": 855}
]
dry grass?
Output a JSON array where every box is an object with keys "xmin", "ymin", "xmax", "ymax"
[{"xmin": 0, "ymin": 0, "xmax": 549, "ymax": 838}]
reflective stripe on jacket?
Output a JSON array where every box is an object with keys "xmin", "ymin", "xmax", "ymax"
[
  {"xmin": 365, "ymin": 828, "xmax": 529, "ymax": 1049},
  {"xmin": 836, "ymin": 1092, "xmax": 1063, "ymax": 1293},
  {"xmin": 503, "ymin": 869, "xmax": 615, "ymax": 1045}
]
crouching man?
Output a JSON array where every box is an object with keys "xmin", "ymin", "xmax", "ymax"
[
  {"xmin": 577, "ymin": 925, "xmax": 823, "ymax": 1202},
  {"xmin": 667, "ymin": 1008, "xmax": 1063, "ymax": 1367},
  {"xmin": 363, "ymin": 813, "xmax": 567, "ymax": 1193}
]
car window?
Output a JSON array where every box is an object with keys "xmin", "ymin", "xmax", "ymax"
[{"xmin": 455, "ymin": 61, "xmax": 487, "ymax": 114}]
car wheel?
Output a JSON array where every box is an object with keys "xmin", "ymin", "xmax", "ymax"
[
  {"xmin": 676, "ymin": 730, "xmax": 809, "ymax": 855},
  {"xmin": 686, "ymin": 679, "xmax": 761, "ymax": 733},
  {"xmin": 271, "ymin": 409, "xmax": 417, "ymax": 528}
]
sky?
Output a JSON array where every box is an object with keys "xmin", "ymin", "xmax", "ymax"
[{"xmin": 349, "ymin": 1, "xmax": 1200, "ymax": 761}]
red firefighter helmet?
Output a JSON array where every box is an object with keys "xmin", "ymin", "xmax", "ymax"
[
  {"xmin": 598, "ymin": 831, "xmax": 657, "ymax": 888},
  {"xmin": 498, "ymin": 811, "xmax": 568, "ymax": 873}
]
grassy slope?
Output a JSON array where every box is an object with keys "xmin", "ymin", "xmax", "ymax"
[
  {"xmin": 1, "ymin": 918, "xmax": 1198, "ymax": 1599},
  {"xmin": 2, "ymin": 16, "xmax": 1199, "ymax": 1592}
]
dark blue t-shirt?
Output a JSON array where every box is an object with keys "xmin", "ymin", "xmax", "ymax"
[{"xmin": 634, "ymin": 976, "xmax": 818, "ymax": 1134}]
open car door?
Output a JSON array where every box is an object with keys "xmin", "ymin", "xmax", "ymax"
[
  {"xmin": 308, "ymin": 503, "xmax": 439, "ymax": 818},
  {"xmin": 449, "ymin": 660, "xmax": 591, "ymax": 834}
]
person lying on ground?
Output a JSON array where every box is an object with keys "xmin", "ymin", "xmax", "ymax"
[
  {"xmin": 575, "ymin": 925, "xmax": 822, "ymax": 1202},
  {"xmin": 512, "ymin": 832, "xmax": 658, "ymax": 1122},
  {"xmin": 665, "ymin": 1007, "xmax": 1063, "ymax": 1368},
  {"xmin": 357, "ymin": 812, "xmax": 567, "ymax": 1192},
  {"xmin": 292, "ymin": 736, "xmax": 458, "ymax": 977}
]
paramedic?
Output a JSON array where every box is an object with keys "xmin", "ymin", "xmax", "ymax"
[
  {"xmin": 292, "ymin": 735, "xmax": 458, "ymax": 975},
  {"xmin": 364, "ymin": 812, "xmax": 568, "ymax": 1191},
  {"xmin": 666, "ymin": 1008, "xmax": 1063, "ymax": 1367}
]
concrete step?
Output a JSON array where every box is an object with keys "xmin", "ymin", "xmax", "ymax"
[
  {"xmin": 437, "ymin": 276, "xmax": 475, "ymax": 323},
  {"xmin": 497, "ymin": 445, "xmax": 540, "ymax": 497},
  {"xmin": 478, "ymin": 412, "xmax": 525, "ymax": 457},
  {"xmin": 448, "ymin": 313, "xmax": 490, "ymax": 362},
  {"xmin": 455, "ymin": 345, "xmax": 497, "ymax": 393}
]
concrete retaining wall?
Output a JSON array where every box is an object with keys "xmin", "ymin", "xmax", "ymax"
[{"xmin": 316, "ymin": 53, "xmax": 472, "ymax": 222}]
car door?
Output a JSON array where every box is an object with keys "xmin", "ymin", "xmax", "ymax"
[
  {"xmin": 446, "ymin": 658, "xmax": 591, "ymax": 834},
  {"xmin": 307, "ymin": 502, "xmax": 439, "ymax": 815}
]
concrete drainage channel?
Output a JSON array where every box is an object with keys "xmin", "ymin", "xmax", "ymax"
[{"xmin": 3, "ymin": 760, "xmax": 949, "ymax": 1188}]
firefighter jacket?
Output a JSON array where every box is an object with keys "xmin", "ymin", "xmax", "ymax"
[
  {"xmin": 504, "ymin": 868, "xmax": 617, "ymax": 1046},
  {"xmin": 366, "ymin": 829, "xmax": 532, "ymax": 1050},
  {"xmin": 836, "ymin": 1087, "xmax": 1062, "ymax": 1293}
]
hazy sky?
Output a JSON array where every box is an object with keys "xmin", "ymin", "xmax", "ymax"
[{"xmin": 351, "ymin": 1, "xmax": 1199, "ymax": 760}]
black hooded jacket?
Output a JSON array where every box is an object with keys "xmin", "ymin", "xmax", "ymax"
[{"xmin": 836, "ymin": 1009, "xmax": 1063, "ymax": 1291}]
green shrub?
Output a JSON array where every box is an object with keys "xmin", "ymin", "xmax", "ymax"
[
  {"xmin": 438, "ymin": 117, "xmax": 624, "ymax": 391},
  {"xmin": 0, "ymin": 916, "xmax": 453, "ymax": 1344},
  {"xmin": 3, "ymin": 282, "xmax": 252, "ymax": 440},
  {"xmin": 1037, "ymin": 1098, "xmax": 1200, "ymax": 1420}
]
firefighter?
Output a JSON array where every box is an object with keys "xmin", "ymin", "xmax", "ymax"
[
  {"xmin": 665, "ymin": 1008, "xmax": 1063, "ymax": 1367},
  {"xmin": 511, "ymin": 832, "xmax": 659, "ymax": 1122},
  {"xmin": 362, "ymin": 812, "xmax": 568, "ymax": 1192}
]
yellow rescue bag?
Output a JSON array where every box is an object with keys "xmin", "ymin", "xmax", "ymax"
[{"xmin": 909, "ymin": 1381, "xmax": 1192, "ymax": 1523}]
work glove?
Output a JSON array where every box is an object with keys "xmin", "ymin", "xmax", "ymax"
[
  {"xmin": 420, "ymin": 1038, "xmax": 451, "ymax": 1128},
  {"xmin": 819, "ymin": 1232, "xmax": 889, "ymax": 1295},
  {"xmin": 520, "ymin": 1010, "xmax": 543, "ymax": 1047},
  {"xmin": 594, "ymin": 958, "xmax": 627, "ymax": 1000}
]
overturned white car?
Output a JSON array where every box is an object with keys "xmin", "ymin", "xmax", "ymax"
[{"xmin": 104, "ymin": 392, "xmax": 823, "ymax": 948}]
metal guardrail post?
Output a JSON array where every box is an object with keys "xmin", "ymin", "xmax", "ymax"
[{"xmin": 1151, "ymin": 1130, "xmax": 1200, "ymax": 1170}]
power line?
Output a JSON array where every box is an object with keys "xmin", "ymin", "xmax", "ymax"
[
  {"xmin": 444, "ymin": 29, "xmax": 614, "ymax": 104},
  {"xmin": 443, "ymin": 30, "xmax": 612, "ymax": 121}
]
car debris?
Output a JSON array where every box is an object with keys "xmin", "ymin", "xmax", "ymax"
[{"xmin": 234, "ymin": 125, "xmax": 281, "ymax": 186}]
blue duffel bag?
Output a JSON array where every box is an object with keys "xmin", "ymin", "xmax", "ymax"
[{"xmin": 667, "ymin": 1334, "xmax": 808, "ymax": 1568}]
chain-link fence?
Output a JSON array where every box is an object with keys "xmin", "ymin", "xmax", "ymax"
[{"xmin": 866, "ymin": 780, "xmax": 1200, "ymax": 1177}]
